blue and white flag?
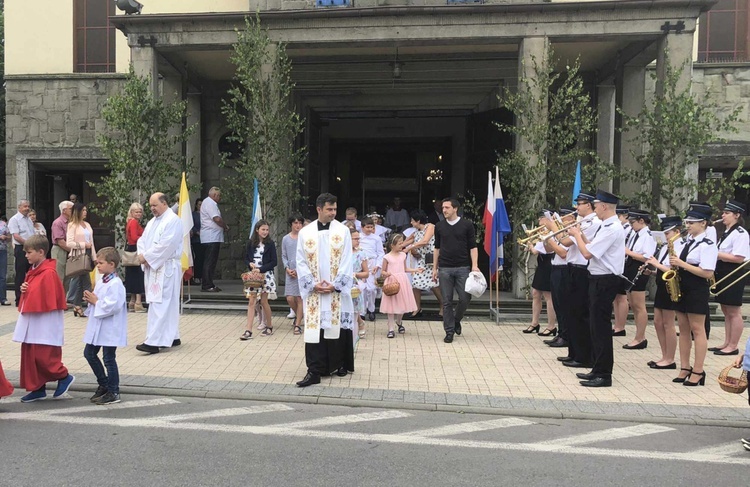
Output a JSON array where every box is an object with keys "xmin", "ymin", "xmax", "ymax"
[
  {"xmin": 572, "ymin": 160, "xmax": 582, "ymax": 207},
  {"xmin": 250, "ymin": 178, "xmax": 262, "ymax": 237}
]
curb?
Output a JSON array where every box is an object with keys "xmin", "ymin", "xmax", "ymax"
[{"xmin": 66, "ymin": 383, "xmax": 750, "ymax": 429}]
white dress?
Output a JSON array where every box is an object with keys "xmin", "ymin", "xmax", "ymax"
[{"xmin": 83, "ymin": 275, "xmax": 128, "ymax": 347}]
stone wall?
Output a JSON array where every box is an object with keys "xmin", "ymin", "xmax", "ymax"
[{"xmin": 249, "ymin": 0, "xmax": 535, "ymax": 10}]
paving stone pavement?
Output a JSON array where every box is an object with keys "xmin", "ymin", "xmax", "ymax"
[{"xmin": 1, "ymin": 299, "xmax": 750, "ymax": 424}]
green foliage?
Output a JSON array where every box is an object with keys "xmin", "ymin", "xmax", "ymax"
[
  {"xmin": 456, "ymin": 190, "xmax": 483, "ymax": 244},
  {"xmin": 94, "ymin": 66, "xmax": 196, "ymax": 244},
  {"xmin": 220, "ymin": 15, "xmax": 306, "ymax": 237},
  {"xmin": 619, "ymin": 56, "xmax": 742, "ymax": 214}
]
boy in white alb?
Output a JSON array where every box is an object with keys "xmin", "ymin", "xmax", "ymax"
[
  {"xmin": 359, "ymin": 216, "xmax": 384, "ymax": 322},
  {"xmin": 83, "ymin": 247, "xmax": 128, "ymax": 405}
]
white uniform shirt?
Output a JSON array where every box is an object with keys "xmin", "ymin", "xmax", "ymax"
[
  {"xmin": 628, "ymin": 227, "xmax": 657, "ymax": 259},
  {"xmin": 587, "ymin": 215, "xmax": 626, "ymax": 276},
  {"xmin": 566, "ymin": 214, "xmax": 601, "ymax": 266},
  {"xmin": 623, "ymin": 222, "xmax": 634, "ymax": 247},
  {"xmin": 681, "ymin": 232, "xmax": 718, "ymax": 271},
  {"xmin": 717, "ymin": 224, "xmax": 750, "ymax": 260},
  {"xmin": 199, "ymin": 196, "xmax": 224, "ymax": 244},
  {"xmin": 655, "ymin": 238, "xmax": 685, "ymax": 269}
]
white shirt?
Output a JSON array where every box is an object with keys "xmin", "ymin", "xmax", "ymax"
[
  {"xmin": 385, "ymin": 208, "xmax": 410, "ymax": 229},
  {"xmin": 623, "ymin": 222, "xmax": 634, "ymax": 247},
  {"xmin": 566, "ymin": 214, "xmax": 601, "ymax": 266},
  {"xmin": 717, "ymin": 224, "xmax": 750, "ymax": 259},
  {"xmin": 199, "ymin": 196, "xmax": 224, "ymax": 244},
  {"xmin": 682, "ymin": 232, "xmax": 718, "ymax": 271},
  {"xmin": 587, "ymin": 215, "xmax": 625, "ymax": 276},
  {"xmin": 628, "ymin": 227, "xmax": 657, "ymax": 259},
  {"xmin": 360, "ymin": 232, "xmax": 385, "ymax": 268},
  {"xmin": 8, "ymin": 212, "xmax": 35, "ymax": 246},
  {"xmin": 655, "ymin": 238, "xmax": 685, "ymax": 270},
  {"xmin": 375, "ymin": 224, "xmax": 391, "ymax": 245},
  {"xmin": 341, "ymin": 218, "xmax": 362, "ymax": 231}
]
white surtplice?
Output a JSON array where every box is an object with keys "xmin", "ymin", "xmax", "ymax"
[
  {"xmin": 83, "ymin": 275, "xmax": 128, "ymax": 347},
  {"xmin": 137, "ymin": 208, "xmax": 183, "ymax": 347},
  {"xmin": 296, "ymin": 219, "xmax": 354, "ymax": 343}
]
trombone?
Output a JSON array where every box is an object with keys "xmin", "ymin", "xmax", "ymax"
[{"xmin": 709, "ymin": 259, "xmax": 750, "ymax": 297}]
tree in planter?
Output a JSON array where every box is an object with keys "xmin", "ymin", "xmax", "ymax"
[
  {"xmin": 619, "ymin": 56, "xmax": 743, "ymax": 215},
  {"xmin": 495, "ymin": 49, "xmax": 603, "ymax": 295},
  {"xmin": 94, "ymin": 66, "xmax": 196, "ymax": 245},
  {"xmin": 219, "ymin": 15, "xmax": 306, "ymax": 237}
]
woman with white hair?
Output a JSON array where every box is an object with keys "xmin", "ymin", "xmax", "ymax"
[{"xmin": 125, "ymin": 203, "xmax": 146, "ymax": 312}]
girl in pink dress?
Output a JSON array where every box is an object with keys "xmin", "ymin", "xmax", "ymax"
[{"xmin": 380, "ymin": 233, "xmax": 424, "ymax": 338}]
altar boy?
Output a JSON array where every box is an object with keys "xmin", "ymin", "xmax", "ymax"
[{"xmin": 83, "ymin": 247, "xmax": 128, "ymax": 405}]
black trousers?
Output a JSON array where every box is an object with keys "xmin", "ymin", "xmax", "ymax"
[
  {"xmin": 191, "ymin": 241, "xmax": 205, "ymax": 280},
  {"xmin": 201, "ymin": 242, "xmax": 221, "ymax": 290},
  {"xmin": 588, "ymin": 274, "xmax": 621, "ymax": 379},
  {"xmin": 568, "ymin": 266, "xmax": 592, "ymax": 364},
  {"xmin": 305, "ymin": 329, "xmax": 344, "ymax": 376},
  {"xmin": 14, "ymin": 245, "xmax": 30, "ymax": 305},
  {"xmin": 549, "ymin": 266, "xmax": 570, "ymax": 340}
]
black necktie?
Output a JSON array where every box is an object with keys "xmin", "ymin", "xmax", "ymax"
[
  {"xmin": 679, "ymin": 239, "xmax": 694, "ymax": 261},
  {"xmin": 629, "ymin": 232, "xmax": 640, "ymax": 250}
]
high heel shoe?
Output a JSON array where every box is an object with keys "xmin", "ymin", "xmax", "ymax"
[
  {"xmin": 682, "ymin": 370, "xmax": 706, "ymax": 387},
  {"xmin": 672, "ymin": 367, "xmax": 692, "ymax": 383},
  {"xmin": 73, "ymin": 306, "xmax": 84, "ymax": 317},
  {"xmin": 538, "ymin": 327, "xmax": 557, "ymax": 337},
  {"xmin": 523, "ymin": 324, "xmax": 540, "ymax": 334}
]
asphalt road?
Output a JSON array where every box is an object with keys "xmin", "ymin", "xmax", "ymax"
[{"xmin": 1, "ymin": 393, "xmax": 748, "ymax": 487}]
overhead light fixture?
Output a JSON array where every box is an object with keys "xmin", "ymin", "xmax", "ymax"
[{"xmin": 115, "ymin": 0, "xmax": 144, "ymax": 15}]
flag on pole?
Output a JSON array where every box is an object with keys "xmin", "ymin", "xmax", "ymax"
[
  {"xmin": 250, "ymin": 178, "xmax": 262, "ymax": 238},
  {"xmin": 178, "ymin": 172, "xmax": 194, "ymax": 279},
  {"xmin": 482, "ymin": 171, "xmax": 495, "ymax": 260},
  {"xmin": 572, "ymin": 160, "xmax": 582, "ymax": 207},
  {"xmin": 493, "ymin": 166, "xmax": 512, "ymax": 277}
]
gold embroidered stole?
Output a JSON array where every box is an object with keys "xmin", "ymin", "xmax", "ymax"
[{"xmin": 304, "ymin": 223, "xmax": 345, "ymax": 342}]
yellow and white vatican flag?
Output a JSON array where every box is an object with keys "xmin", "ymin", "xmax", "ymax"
[{"xmin": 178, "ymin": 172, "xmax": 194, "ymax": 279}]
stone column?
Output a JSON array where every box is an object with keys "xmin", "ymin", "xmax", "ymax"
[
  {"xmin": 131, "ymin": 45, "xmax": 159, "ymax": 95},
  {"xmin": 513, "ymin": 37, "xmax": 549, "ymax": 298},
  {"xmin": 596, "ymin": 84, "xmax": 616, "ymax": 192},
  {"xmin": 616, "ymin": 64, "xmax": 646, "ymax": 200},
  {"xmin": 186, "ymin": 93, "xmax": 202, "ymax": 190}
]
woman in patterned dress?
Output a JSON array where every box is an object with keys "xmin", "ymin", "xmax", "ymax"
[
  {"xmin": 240, "ymin": 219, "xmax": 277, "ymax": 340},
  {"xmin": 403, "ymin": 209, "xmax": 442, "ymax": 318}
]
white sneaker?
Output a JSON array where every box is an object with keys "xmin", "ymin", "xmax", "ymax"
[{"xmin": 287, "ymin": 309, "xmax": 296, "ymax": 319}]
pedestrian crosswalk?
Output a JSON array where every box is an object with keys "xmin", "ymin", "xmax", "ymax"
[{"xmin": 1, "ymin": 397, "xmax": 748, "ymax": 465}]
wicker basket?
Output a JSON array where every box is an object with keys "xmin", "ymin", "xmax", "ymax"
[
  {"xmin": 241, "ymin": 271, "xmax": 265, "ymax": 289},
  {"xmin": 717, "ymin": 366, "xmax": 748, "ymax": 394},
  {"xmin": 382, "ymin": 278, "xmax": 401, "ymax": 297},
  {"xmin": 350, "ymin": 287, "xmax": 361, "ymax": 299}
]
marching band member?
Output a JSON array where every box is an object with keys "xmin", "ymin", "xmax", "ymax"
[
  {"xmin": 523, "ymin": 211, "xmax": 557, "ymax": 336},
  {"xmin": 566, "ymin": 190, "xmax": 624, "ymax": 388},
  {"xmin": 621, "ymin": 209, "xmax": 656, "ymax": 350},
  {"xmin": 644, "ymin": 216, "xmax": 684, "ymax": 369},
  {"xmin": 613, "ymin": 205, "xmax": 632, "ymax": 336},
  {"xmin": 669, "ymin": 204, "xmax": 718, "ymax": 386},
  {"xmin": 709, "ymin": 200, "xmax": 749, "ymax": 356},
  {"xmin": 689, "ymin": 201, "xmax": 717, "ymax": 339}
]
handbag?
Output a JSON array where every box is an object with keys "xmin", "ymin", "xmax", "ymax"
[
  {"xmin": 120, "ymin": 250, "xmax": 140, "ymax": 267},
  {"xmin": 65, "ymin": 249, "xmax": 93, "ymax": 278}
]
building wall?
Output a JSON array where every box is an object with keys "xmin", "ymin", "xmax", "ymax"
[
  {"xmin": 5, "ymin": 0, "xmax": 73, "ymax": 75},
  {"xmin": 691, "ymin": 65, "xmax": 750, "ymax": 143}
]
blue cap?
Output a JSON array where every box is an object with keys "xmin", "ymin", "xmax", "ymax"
[
  {"xmin": 575, "ymin": 191, "xmax": 596, "ymax": 203},
  {"xmin": 660, "ymin": 216, "xmax": 682, "ymax": 231},
  {"xmin": 724, "ymin": 200, "xmax": 746, "ymax": 215},
  {"xmin": 628, "ymin": 208, "xmax": 650, "ymax": 220},
  {"xmin": 593, "ymin": 189, "xmax": 619, "ymax": 205},
  {"xmin": 615, "ymin": 205, "xmax": 631, "ymax": 215},
  {"xmin": 559, "ymin": 206, "xmax": 576, "ymax": 216}
]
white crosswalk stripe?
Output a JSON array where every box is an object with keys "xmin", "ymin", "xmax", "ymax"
[
  {"xmin": 689, "ymin": 442, "xmax": 746, "ymax": 458},
  {"xmin": 541, "ymin": 424, "xmax": 675, "ymax": 447},
  {"xmin": 40, "ymin": 398, "xmax": 180, "ymax": 415},
  {"xmin": 406, "ymin": 417, "xmax": 534, "ymax": 437},
  {"xmin": 149, "ymin": 403, "xmax": 294, "ymax": 422},
  {"xmin": 273, "ymin": 410, "xmax": 411, "ymax": 429}
]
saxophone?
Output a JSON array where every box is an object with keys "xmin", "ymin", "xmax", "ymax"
[{"xmin": 661, "ymin": 232, "xmax": 683, "ymax": 302}]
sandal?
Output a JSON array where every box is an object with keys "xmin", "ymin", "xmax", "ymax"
[
  {"xmin": 387, "ymin": 330, "xmax": 395, "ymax": 338},
  {"xmin": 293, "ymin": 325, "xmax": 302, "ymax": 335},
  {"xmin": 397, "ymin": 323, "xmax": 405, "ymax": 334},
  {"xmin": 239, "ymin": 330, "xmax": 253, "ymax": 341},
  {"xmin": 261, "ymin": 327, "xmax": 274, "ymax": 336}
]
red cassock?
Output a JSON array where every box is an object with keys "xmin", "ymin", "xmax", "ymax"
[
  {"xmin": 18, "ymin": 259, "xmax": 67, "ymax": 313},
  {"xmin": 0, "ymin": 360, "xmax": 14, "ymax": 398}
]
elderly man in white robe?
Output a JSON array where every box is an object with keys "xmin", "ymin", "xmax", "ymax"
[
  {"xmin": 296, "ymin": 193, "xmax": 355, "ymax": 387},
  {"xmin": 135, "ymin": 193, "xmax": 184, "ymax": 354}
]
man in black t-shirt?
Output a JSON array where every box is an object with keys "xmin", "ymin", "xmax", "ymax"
[{"xmin": 432, "ymin": 197, "xmax": 479, "ymax": 343}]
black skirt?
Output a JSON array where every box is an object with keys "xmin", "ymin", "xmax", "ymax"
[
  {"xmin": 653, "ymin": 271, "xmax": 678, "ymax": 311},
  {"xmin": 713, "ymin": 260, "xmax": 746, "ymax": 307},
  {"xmin": 124, "ymin": 243, "xmax": 145, "ymax": 294},
  {"xmin": 675, "ymin": 270, "xmax": 710, "ymax": 316},
  {"xmin": 623, "ymin": 258, "xmax": 649, "ymax": 292},
  {"xmin": 532, "ymin": 253, "xmax": 553, "ymax": 292}
]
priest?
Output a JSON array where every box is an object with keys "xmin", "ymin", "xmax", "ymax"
[
  {"xmin": 135, "ymin": 193, "xmax": 184, "ymax": 354},
  {"xmin": 296, "ymin": 193, "xmax": 354, "ymax": 387}
]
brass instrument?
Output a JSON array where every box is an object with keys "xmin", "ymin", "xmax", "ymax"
[
  {"xmin": 661, "ymin": 232, "xmax": 683, "ymax": 302},
  {"xmin": 543, "ymin": 217, "xmax": 594, "ymax": 242},
  {"xmin": 709, "ymin": 259, "xmax": 750, "ymax": 297},
  {"xmin": 517, "ymin": 212, "xmax": 576, "ymax": 246}
]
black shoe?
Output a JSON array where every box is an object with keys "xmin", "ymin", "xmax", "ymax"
[
  {"xmin": 90, "ymin": 386, "xmax": 108, "ymax": 403},
  {"xmin": 576, "ymin": 372, "xmax": 596, "ymax": 380},
  {"xmin": 622, "ymin": 339, "xmax": 648, "ymax": 350},
  {"xmin": 201, "ymin": 287, "xmax": 221, "ymax": 292},
  {"xmin": 562, "ymin": 360, "xmax": 592, "ymax": 368},
  {"xmin": 649, "ymin": 362, "xmax": 676, "ymax": 370},
  {"xmin": 543, "ymin": 336, "xmax": 558, "ymax": 345},
  {"xmin": 336, "ymin": 367, "xmax": 348, "ymax": 377},
  {"xmin": 612, "ymin": 329, "xmax": 626, "ymax": 337},
  {"xmin": 557, "ymin": 356, "xmax": 572, "ymax": 362},
  {"xmin": 368, "ymin": 312, "xmax": 376, "ymax": 322},
  {"xmin": 296, "ymin": 372, "xmax": 321, "ymax": 387},
  {"xmin": 707, "ymin": 346, "xmax": 722, "ymax": 352},
  {"xmin": 172, "ymin": 339, "xmax": 182, "ymax": 347},
  {"xmin": 444, "ymin": 333, "xmax": 454, "ymax": 343},
  {"xmin": 97, "ymin": 392, "xmax": 121, "ymax": 405},
  {"xmin": 136, "ymin": 343, "xmax": 160, "ymax": 354},
  {"xmin": 548, "ymin": 338, "xmax": 569, "ymax": 348},
  {"xmin": 455, "ymin": 321, "xmax": 462, "ymax": 336},
  {"xmin": 538, "ymin": 327, "xmax": 557, "ymax": 337},
  {"xmin": 523, "ymin": 324, "xmax": 540, "ymax": 334},
  {"xmin": 683, "ymin": 370, "xmax": 706, "ymax": 387},
  {"xmin": 713, "ymin": 349, "xmax": 739, "ymax": 356},
  {"xmin": 580, "ymin": 377, "xmax": 612, "ymax": 387},
  {"xmin": 0, "ymin": 300, "xmax": 10, "ymax": 306}
]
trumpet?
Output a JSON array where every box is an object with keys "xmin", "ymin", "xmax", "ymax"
[
  {"xmin": 709, "ymin": 259, "xmax": 750, "ymax": 297},
  {"xmin": 517, "ymin": 225, "xmax": 552, "ymax": 246},
  {"xmin": 543, "ymin": 218, "xmax": 595, "ymax": 241}
]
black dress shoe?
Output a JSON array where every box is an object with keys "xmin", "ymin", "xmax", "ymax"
[
  {"xmin": 543, "ymin": 336, "xmax": 558, "ymax": 345},
  {"xmin": 136, "ymin": 343, "xmax": 160, "ymax": 354},
  {"xmin": 455, "ymin": 321, "xmax": 462, "ymax": 336},
  {"xmin": 576, "ymin": 372, "xmax": 596, "ymax": 380},
  {"xmin": 557, "ymin": 356, "xmax": 572, "ymax": 362},
  {"xmin": 336, "ymin": 367, "xmax": 348, "ymax": 377},
  {"xmin": 562, "ymin": 360, "xmax": 592, "ymax": 368},
  {"xmin": 548, "ymin": 338, "xmax": 569, "ymax": 348},
  {"xmin": 296, "ymin": 372, "xmax": 321, "ymax": 387},
  {"xmin": 580, "ymin": 377, "xmax": 612, "ymax": 387},
  {"xmin": 622, "ymin": 339, "xmax": 648, "ymax": 350},
  {"xmin": 444, "ymin": 333, "xmax": 454, "ymax": 343},
  {"xmin": 172, "ymin": 339, "xmax": 182, "ymax": 347},
  {"xmin": 650, "ymin": 362, "xmax": 677, "ymax": 369},
  {"xmin": 612, "ymin": 329, "xmax": 626, "ymax": 337},
  {"xmin": 714, "ymin": 349, "xmax": 739, "ymax": 355},
  {"xmin": 707, "ymin": 346, "xmax": 722, "ymax": 352}
]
